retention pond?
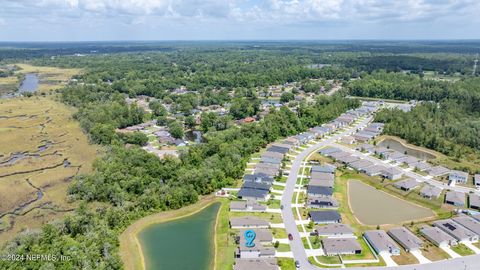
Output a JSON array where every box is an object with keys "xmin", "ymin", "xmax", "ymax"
[{"xmin": 138, "ymin": 202, "xmax": 220, "ymax": 270}]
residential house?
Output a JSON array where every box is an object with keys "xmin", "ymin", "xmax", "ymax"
[
  {"xmin": 309, "ymin": 210, "xmax": 342, "ymax": 224},
  {"xmin": 469, "ymin": 193, "xmax": 480, "ymax": 210},
  {"xmin": 452, "ymin": 216, "xmax": 480, "ymax": 237},
  {"xmin": 238, "ymin": 181, "xmax": 272, "ymax": 201},
  {"xmin": 387, "ymin": 227, "xmax": 423, "ymax": 252},
  {"xmin": 381, "ymin": 167, "xmax": 403, "ymax": 180},
  {"xmin": 340, "ymin": 136, "xmax": 356, "ymax": 145},
  {"xmin": 364, "ymin": 230, "xmax": 401, "ymax": 256},
  {"xmin": 307, "ymin": 197, "xmax": 339, "ymax": 209},
  {"xmin": 310, "ymin": 172, "xmax": 335, "ymax": 181},
  {"xmin": 311, "ymin": 164, "xmax": 336, "ymax": 174},
  {"xmin": 319, "ymin": 147, "xmax": 342, "ymax": 156},
  {"xmin": 244, "ymin": 173, "xmax": 274, "ymax": 184},
  {"xmin": 449, "ymin": 170, "xmax": 469, "ymax": 184},
  {"xmin": 357, "ymin": 143, "xmax": 375, "ymax": 153},
  {"xmin": 234, "ymin": 258, "xmax": 279, "ymax": 270},
  {"xmin": 420, "ymin": 184, "xmax": 442, "ymax": 199},
  {"xmin": 427, "ymin": 166, "xmax": 450, "ymax": 177},
  {"xmin": 433, "ymin": 219, "xmax": 478, "ymax": 242},
  {"xmin": 473, "ymin": 174, "xmax": 480, "ymax": 187},
  {"xmin": 230, "ymin": 217, "xmax": 270, "ymax": 229},
  {"xmin": 393, "ymin": 178, "xmax": 420, "ymax": 191},
  {"xmin": 309, "ymin": 179, "xmax": 334, "ymax": 188},
  {"xmin": 322, "ymin": 238, "xmax": 362, "ymax": 256},
  {"xmin": 307, "ymin": 186, "xmax": 333, "ymax": 197},
  {"xmin": 363, "ymin": 165, "xmax": 388, "ymax": 177},
  {"xmin": 230, "ymin": 200, "xmax": 267, "ymax": 212},
  {"xmin": 315, "ymin": 224, "xmax": 355, "ymax": 238},
  {"xmin": 411, "ymin": 161, "xmax": 432, "ymax": 172},
  {"xmin": 445, "ymin": 191, "xmax": 465, "ymax": 206},
  {"xmin": 336, "ymin": 155, "xmax": 360, "ymax": 165},
  {"xmin": 348, "ymin": 160, "xmax": 374, "ymax": 172},
  {"xmin": 420, "ymin": 226, "xmax": 458, "ymax": 247},
  {"xmin": 240, "ymin": 229, "xmax": 273, "ymax": 244},
  {"xmin": 474, "ymin": 174, "xmax": 480, "ymax": 187}
]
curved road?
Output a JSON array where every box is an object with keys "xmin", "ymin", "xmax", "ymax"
[{"xmin": 280, "ymin": 116, "xmax": 480, "ymax": 270}]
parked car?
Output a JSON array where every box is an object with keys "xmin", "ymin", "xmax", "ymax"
[
  {"xmin": 280, "ymin": 204, "xmax": 284, "ymax": 210},
  {"xmin": 295, "ymin": 260, "xmax": 300, "ymax": 268},
  {"xmin": 288, "ymin": 233, "xmax": 293, "ymax": 241}
]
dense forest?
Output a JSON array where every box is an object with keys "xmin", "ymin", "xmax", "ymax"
[
  {"xmin": 347, "ymin": 71, "xmax": 480, "ymax": 112},
  {"xmin": 375, "ymin": 102, "xmax": 480, "ymax": 170}
]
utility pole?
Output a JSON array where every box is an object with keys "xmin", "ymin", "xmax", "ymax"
[{"xmin": 473, "ymin": 53, "xmax": 479, "ymax": 76}]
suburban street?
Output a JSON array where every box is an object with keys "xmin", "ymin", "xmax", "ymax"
[
  {"xmin": 280, "ymin": 114, "xmax": 480, "ymax": 270},
  {"xmin": 280, "ymin": 116, "xmax": 373, "ymax": 270}
]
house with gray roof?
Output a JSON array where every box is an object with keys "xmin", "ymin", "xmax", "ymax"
[
  {"xmin": 388, "ymin": 227, "xmax": 423, "ymax": 252},
  {"xmin": 433, "ymin": 219, "xmax": 478, "ymax": 242},
  {"xmin": 427, "ymin": 166, "xmax": 450, "ymax": 177},
  {"xmin": 234, "ymin": 258, "xmax": 279, "ymax": 270},
  {"xmin": 364, "ymin": 230, "xmax": 401, "ymax": 256},
  {"xmin": 266, "ymin": 145, "xmax": 290, "ymax": 154},
  {"xmin": 449, "ymin": 170, "xmax": 469, "ymax": 184},
  {"xmin": 397, "ymin": 156, "xmax": 420, "ymax": 166},
  {"xmin": 311, "ymin": 164, "xmax": 336, "ymax": 174},
  {"xmin": 322, "ymin": 238, "xmax": 362, "ymax": 256},
  {"xmin": 363, "ymin": 165, "xmax": 388, "ymax": 176},
  {"xmin": 261, "ymin": 151, "xmax": 284, "ymax": 160},
  {"xmin": 319, "ymin": 147, "xmax": 341, "ymax": 156},
  {"xmin": 474, "ymin": 174, "xmax": 480, "ymax": 187},
  {"xmin": 411, "ymin": 161, "xmax": 432, "ymax": 172},
  {"xmin": 452, "ymin": 216, "xmax": 480, "ymax": 236},
  {"xmin": 357, "ymin": 143, "xmax": 375, "ymax": 153},
  {"xmin": 307, "ymin": 185, "xmax": 333, "ymax": 197},
  {"xmin": 239, "ymin": 229, "xmax": 273, "ymax": 244},
  {"xmin": 340, "ymin": 136, "xmax": 356, "ymax": 145},
  {"xmin": 394, "ymin": 178, "xmax": 420, "ymax": 191},
  {"xmin": 309, "ymin": 210, "xmax": 341, "ymax": 224},
  {"xmin": 283, "ymin": 137, "xmax": 300, "ymax": 147},
  {"xmin": 469, "ymin": 193, "xmax": 480, "ymax": 210},
  {"xmin": 329, "ymin": 151, "xmax": 351, "ymax": 160},
  {"xmin": 383, "ymin": 151, "xmax": 406, "ymax": 162},
  {"xmin": 307, "ymin": 196, "xmax": 339, "ymax": 209},
  {"xmin": 244, "ymin": 173, "xmax": 274, "ymax": 184},
  {"xmin": 420, "ymin": 184, "xmax": 442, "ymax": 199},
  {"xmin": 238, "ymin": 181, "xmax": 271, "ymax": 201},
  {"xmin": 445, "ymin": 191, "xmax": 465, "ymax": 206},
  {"xmin": 315, "ymin": 224, "xmax": 354, "ymax": 238},
  {"xmin": 230, "ymin": 217, "xmax": 270, "ymax": 229},
  {"xmin": 311, "ymin": 172, "xmax": 335, "ymax": 181},
  {"xmin": 349, "ymin": 159, "xmax": 375, "ymax": 172},
  {"xmin": 381, "ymin": 167, "xmax": 403, "ymax": 180},
  {"xmin": 420, "ymin": 226, "xmax": 458, "ymax": 247},
  {"xmin": 230, "ymin": 200, "xmax": 267, "ymax": 212},
  {"xmin": 309, "ymin": 179, "xmax": 334, "ymax": 188},
  {"xmin": 336, "ymin": 155, "xmax": 361, "ymax": 164},
  {"xmin": 260, "ymin": 156, "xmax": 282, "ymax": 165},
  {"xmin": 374, "ymin": 147, "xmax": 391, "ymax": 155}
]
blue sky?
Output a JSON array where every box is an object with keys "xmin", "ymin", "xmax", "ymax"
[{"xmin": 1, "ymin": 0, "xmax": 479, "ymax": 41}]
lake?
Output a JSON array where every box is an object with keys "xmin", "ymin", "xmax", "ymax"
[
  {"xmin": 348, "ymin": 180, "xmax": 434, "ymax": 225},
  {"xmin": 138, "ymin": 202, "xmax": 220, "ymax": 270},
  {"xmin": 18, "ymin": 73, "xmax": 39, "ymax": 93},
  {"xmin": 378, "ymin": 138, "xmax": 436, "ymax": 160}
]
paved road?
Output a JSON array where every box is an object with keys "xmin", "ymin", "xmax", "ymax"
[
  {"xmin": 280, "ymin": 116, "xmax": 373, "ymax": 270},
  {"xmin": 279, "ymin": 115, "xmax": 480, "ymax": 270}
]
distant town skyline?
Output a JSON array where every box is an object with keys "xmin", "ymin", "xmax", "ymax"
[{"xmin": 1, "ymin": 0, "xmax": 480, "ymax": 41}]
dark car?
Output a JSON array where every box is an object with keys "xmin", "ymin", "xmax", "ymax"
[
  {"xmin": 288, "ymin": 233, "xmax": 293, "ymax": 241},
  {"xmin": 295, "ymin": 260, "xmax": 300, "ymax": 268},
  {"xmin": 280, "ymin": 204, "xmax": 284, "ymax": 210}
]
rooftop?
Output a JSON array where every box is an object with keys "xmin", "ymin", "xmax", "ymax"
[
  {"xmin": 388, "ymin": 227, "xmax": 423, "ymax": 250},
  {"xmin": 315, "ymin": 223, "xmax": 354, "ymax": 236}
]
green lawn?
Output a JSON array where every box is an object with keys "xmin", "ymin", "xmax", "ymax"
[
  {"xmin": 340, "ymin": 238, "xmax": 375, "ymax": 260},
  {"xmin": 276, "ymin": 243, "xmax": 291, "ymax": 252},
  {"xmin": 278, "ymin": 258, "xmax": 296, "ymax": 270},
  {"xmin": 451, "ymin": 243, "xmax": 475, "ymax": 256},
  {"xmin": 302, "ymin": 236, "xmax": 321, "ymax": 249},
  {"xmin": 272, "ymin": 228, "xmax": 288, "ymax": 238},
  {"xmin": 215, "ymin": 199, "xmax": 237, "ymax": 270}
]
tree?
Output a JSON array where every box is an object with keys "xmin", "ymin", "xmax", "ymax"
[
  {"xmin": 168, "ymin": 121, "xmax": 184, "ymax": 139},
  {"xmin": 185, "ymin": 115, "xmax": 196, "ymax": 129},
  {"xmin": 149, "ymin": 100, "xmax": 167, "ymax": 117},
  {"xmin": 280, "ymin": 92, "xmax": 295, "ymax": 103}
]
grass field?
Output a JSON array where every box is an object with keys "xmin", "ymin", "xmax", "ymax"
[{"xmin": 0, "ymin": 97, "xmax": 99, "ymax": 242}]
